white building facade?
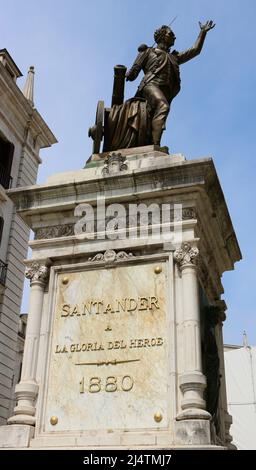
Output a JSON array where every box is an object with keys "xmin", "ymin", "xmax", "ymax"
[
  {"xmin": 0, "ymin": 49, "xmax": 56, "ymax": 424},
  {"xmin": 224, "ymin": 343, "xmax": 256, "ymax": 450}
]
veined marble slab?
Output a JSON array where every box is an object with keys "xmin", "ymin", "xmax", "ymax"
[{"xmin": 44, "ymin": 262, "xmax": 168, "ymax": 432}]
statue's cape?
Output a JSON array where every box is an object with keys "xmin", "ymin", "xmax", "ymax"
[{"xmin": 105, "ymin": 99, "xmax": 148, "ymax": 151}]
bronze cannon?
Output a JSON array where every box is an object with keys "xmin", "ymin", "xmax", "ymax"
[{"xmin": 88, "ymin": 64, "xmax": 148, "ymax": 155}]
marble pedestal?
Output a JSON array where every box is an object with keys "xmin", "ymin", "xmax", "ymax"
[{"xmin": 0, "ymin": 146, "xmax": 241, "ymax": 449}]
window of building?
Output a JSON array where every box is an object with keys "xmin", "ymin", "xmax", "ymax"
[{"xmin": 0, "ymin": 136, "xmax": 14, "ymax": 189}]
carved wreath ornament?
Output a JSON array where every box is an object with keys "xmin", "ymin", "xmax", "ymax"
[
  {"xmin": 174, "ymin": 243, "xmax": 199, "ymax": 267},
  {"xmin": 88, "ymin": 249, "xmax": 133, "ymax": 263}
]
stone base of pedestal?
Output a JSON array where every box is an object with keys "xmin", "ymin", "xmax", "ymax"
[
  {"xmin": 3, "ymin": 145, "xmax": 241, "ymax": 450},
  {"xmin": 174, "ymin": 419, "xmax": 211, "ymax": 446},
  {"xmin": 0, "ymin": 424, "xmax": 34, "ymax": 448},
  {"xmin": 27, "ymin": 430, "xmax": 224, "ymax": 450}
]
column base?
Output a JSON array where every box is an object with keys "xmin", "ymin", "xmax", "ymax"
[
  {"xmin": 8, "ymin": 381, "xmax": 38, "ymax": 425},
  {"xmin": 176, "ymin": 408, "xmax": 211, "ymax": 421},
  {"xmin": 179, "ymin": 371, "xmax": 209, "ymax": 417},
  {"xmin": 174, "ymin": 419, "xmax": 211, "ymax": 446},
  {"xmin": 0, "ymin": 424, "xmax": 34, "ymax": 448},
  {"xmin": 8, "ymin": 414, "xmax": 35, "ymax": 426}
]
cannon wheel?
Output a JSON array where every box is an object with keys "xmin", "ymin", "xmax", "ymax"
[{"xmin": 88, "ymin": 100, "xmax": 104, "ymax": 154}]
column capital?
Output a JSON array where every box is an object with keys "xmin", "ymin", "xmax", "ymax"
[
  {"xmin": 25, "ymin": 262, "xmax": 49, "ymax": 285},
  {"xmin": 174, "ymin": 242, "xmax": 199, "ymax": 268},
  {"xmin": 214, "ymin": 300, "xmax": 227, "ymax": 323},
  {"xmin": 204, "ymin": 304, "xmax": 226, "ymax": 325}
]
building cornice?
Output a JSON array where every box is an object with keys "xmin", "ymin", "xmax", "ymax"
[{"xmin": 0, "ymin": 61, "xmax": 57, "ymax": 149}]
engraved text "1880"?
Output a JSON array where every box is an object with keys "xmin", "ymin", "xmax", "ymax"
[{"xmin": 79, "ymin": 375, "xmax": 134, "ymax": 393}]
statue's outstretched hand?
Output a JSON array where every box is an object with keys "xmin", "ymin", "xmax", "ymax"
[{"xmin": 199, "ymin": 20, "xmax": 215, "ymax": 32}]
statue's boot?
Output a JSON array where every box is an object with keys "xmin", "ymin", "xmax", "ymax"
[{"xmin": 152, "ymin": 121, "xmax": 165, "ymax": 146}]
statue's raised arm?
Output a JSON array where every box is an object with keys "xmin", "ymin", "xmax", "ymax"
[
  {"xmin": 177, "ymin": 20, "xmax": 215, "ymax": 64},
  {"xmin": 126, "ymin": 21, "xmax": 215, "ymax": 146}
]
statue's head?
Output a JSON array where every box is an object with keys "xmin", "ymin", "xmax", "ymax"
[{"xmin": 154, "ymin": 25, "xmax": 176, "ymax": 48}]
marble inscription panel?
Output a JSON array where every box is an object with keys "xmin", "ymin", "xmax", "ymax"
[{"xmin": 44, "ymin": 262, "xmax": 168, "ymax": 432}]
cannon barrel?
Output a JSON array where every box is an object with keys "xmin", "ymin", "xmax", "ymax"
[{"xmin": 111, "ymin": 64, "xmax": 127, "ymax": 107}]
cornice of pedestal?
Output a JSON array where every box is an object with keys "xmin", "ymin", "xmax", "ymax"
[{"xmin": 7, "ymin": 155, "xmax": 241, "ymax": 283}]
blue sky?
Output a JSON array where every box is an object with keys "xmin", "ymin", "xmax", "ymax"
[{"xmin": 1, "ymin": 0, "xmax": 255, "ymax": 344}]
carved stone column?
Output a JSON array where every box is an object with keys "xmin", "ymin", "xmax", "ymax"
[
  {"xmin": 8, "ymin": 262, "xmax": 49, "ymax": 426},
  {"xmin": 174, "ymin": 243, "xmax": 210, "ymax": 421},
  {"xmin": 214, "ymin": 301, "xmax": 236, "ymax": 449}
]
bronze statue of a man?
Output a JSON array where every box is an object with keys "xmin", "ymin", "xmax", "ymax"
[{"xmin": 126, "ymin": 21, "xmax": 215, "ymax": 146}]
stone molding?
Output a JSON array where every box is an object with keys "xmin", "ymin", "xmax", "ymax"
[
  {"xmin": 35, "ymin": 224, "xmax": 74, "ymax": 240},
  {"xmin": 33, "ymin": 207, "xmax": 197, "ymax": 241},
  {"xmin": 88, "ymin": 249, "xmax": 134, "ymax": 263},
  {"xmin": 181, "ymin": 207, "xmax": 196, "ymax": 220},
  {"xmin": 174, "ymin": 243, "xmax": 199, "ymax": 267},
  {"xmin": 25, "ymin": 262, "xmax": 49, "ymax": 284}
]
